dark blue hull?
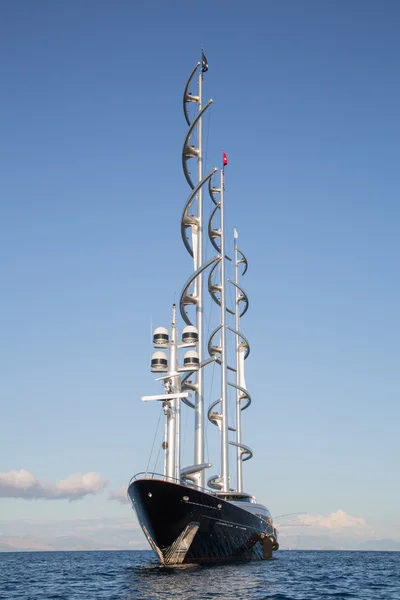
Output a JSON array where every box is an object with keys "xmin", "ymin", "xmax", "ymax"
[{"xmin": 128, "ymin": 478, "xmax": 278, "ymax": 564}]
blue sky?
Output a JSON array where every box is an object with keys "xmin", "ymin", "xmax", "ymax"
[{"xmin": 1, "ymin": 0, "xmax": 399, "ymax": 547}]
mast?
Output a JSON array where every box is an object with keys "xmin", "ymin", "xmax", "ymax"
[
  {"xmin": 165, "ymin": 305, "xmax": 179, "ymax": 480},
  {"xmin": 232, "ymin": 237, "xmax": 252, "ymax": 492},
  {"xmin": 180, "ymin": 51, "xmax": 213, "ymax": 488},
  {"xmin": 234, "ymin": 232, "xmax": 243, "ymax": 492},
  {"xmin": 220, "ymin": 168, "xmax": 229, "ymax": 491},
  {"xmin": 148, "ymin": 305, "xmax": 199, "ymax": 482},
  {"xmin": 195, "ymin": 59, "xmax": 204, "ymax": 484},
  {"xmin": 171, "ymin": 305, "xmax": 181, "ymax": 481}
]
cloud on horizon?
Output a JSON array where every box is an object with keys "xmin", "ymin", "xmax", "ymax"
[
  {"xmin": 0, "ymin": 469, "xmax": 107, "ymax": 501},
  {"xmin": 297, "ymin": 509, "xmax": 373, "ymax": 534},
  {"xmin": 279, "ymin": 509, "xmax": 375, "ymax": 540},
  {"xmin": 109, "ymin": 485, "xmax": 129, "ymax": 504}
]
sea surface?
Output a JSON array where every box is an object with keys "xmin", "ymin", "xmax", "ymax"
[{"xmin": 0, "ymin": 550, "xmax": 399, "ymax": 600}]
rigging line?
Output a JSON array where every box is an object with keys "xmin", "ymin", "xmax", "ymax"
[
  {"xmin": 146, "ymin": 405, "xmax": 163, "ymax": 474},
  {"xmin": 149, "ymin": 317, "xmax": 153, "ymax": 367},
  {"xmin": 153, "ymin": 431, "xmax": 163, "ymax": 475},
  {"xmin": 273, "ymin": 512, "xmax": 307, "ymax": 520},
  {"xmin": 278, "ymin": 521, "xmax": 307, "ymax": 528}
]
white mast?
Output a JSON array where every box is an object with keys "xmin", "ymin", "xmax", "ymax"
[
  {"xmin": 195, "ymin": 59, "xmax": 205, "ymax": 486},
  {"xmin": 234, "ymin": 230, "xmax": 243, "ymax": 492},
  {"xmin": 165, "ymin": 305, "xmax": 179, "ymax": 480},
  {"xmin": 231, "ymin": 236, "xmax": 252, "ymax": 492},
  {"xmin": 180, "ymin": 52, "xmax": 213, "ymax": 489},
  {"xmin": 219, "ymin": 168, "xmax": 230, "ymax": 491},
  {"xmin": 171, "ymin": 305, "xmax": 181, "ymax": 481},
  {"xmin": 148, "ymin": 305, "xmax": 199, "ymax": 481}
]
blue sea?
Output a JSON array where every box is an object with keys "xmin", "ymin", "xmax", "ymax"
[{"xmin": 0, "ymin": 550, "xmax": 399, "ymax": 599}]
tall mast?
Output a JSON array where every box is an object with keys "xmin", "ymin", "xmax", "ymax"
[
  {"xmin": 180, "ymin": 52, "xmax": 213, "ymax": 488},
  {"xmin": 232, "ymin": 237, "xmax": 252, "ymax": 492},
  {"xmin": 220, "ymin": 168, "xmax": 229, "ymax": 491},
  {"xmin": 234, "ymin": 233, "xmax": 243, "ymax": 492},
  {"xmin": 195, "ymin": 59, "xmax": 204, "ymax": 484}
]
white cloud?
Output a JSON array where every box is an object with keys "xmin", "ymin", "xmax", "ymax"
[
  {"xmin": 0, "ymin": 469, "xmax": 107, "ymax": 501},
  {"xmin": 297, "ymin": 509, "xmax": 372, "ymax": 533},
  {"xmin": 274, "ymin": 509, "xmax": 386, "ymax": 549},
  {"xmin": 279, "ymin": 509, "xmax": 374, "ymax": 539},
  {"xmin": 109, "ymin": 484, "xmax": 129, "ymax": 504},
  {"xmin": 54, "ymin": 472, "xmax": 106, "ymax": 500}
]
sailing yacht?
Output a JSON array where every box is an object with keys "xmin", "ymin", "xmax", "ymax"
[{"xmin": 127, "ymin": 52, "xmax": 279, "ymax": 564}]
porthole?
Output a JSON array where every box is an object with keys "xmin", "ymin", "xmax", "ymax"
[{"xmin": 148, "ymin": 492, "xmax": 152, "ymax": 498}]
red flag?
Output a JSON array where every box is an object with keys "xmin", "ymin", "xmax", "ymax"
[{"xmin": 223, "ymin": 152, "xmax": 228, "ymax": 166}]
